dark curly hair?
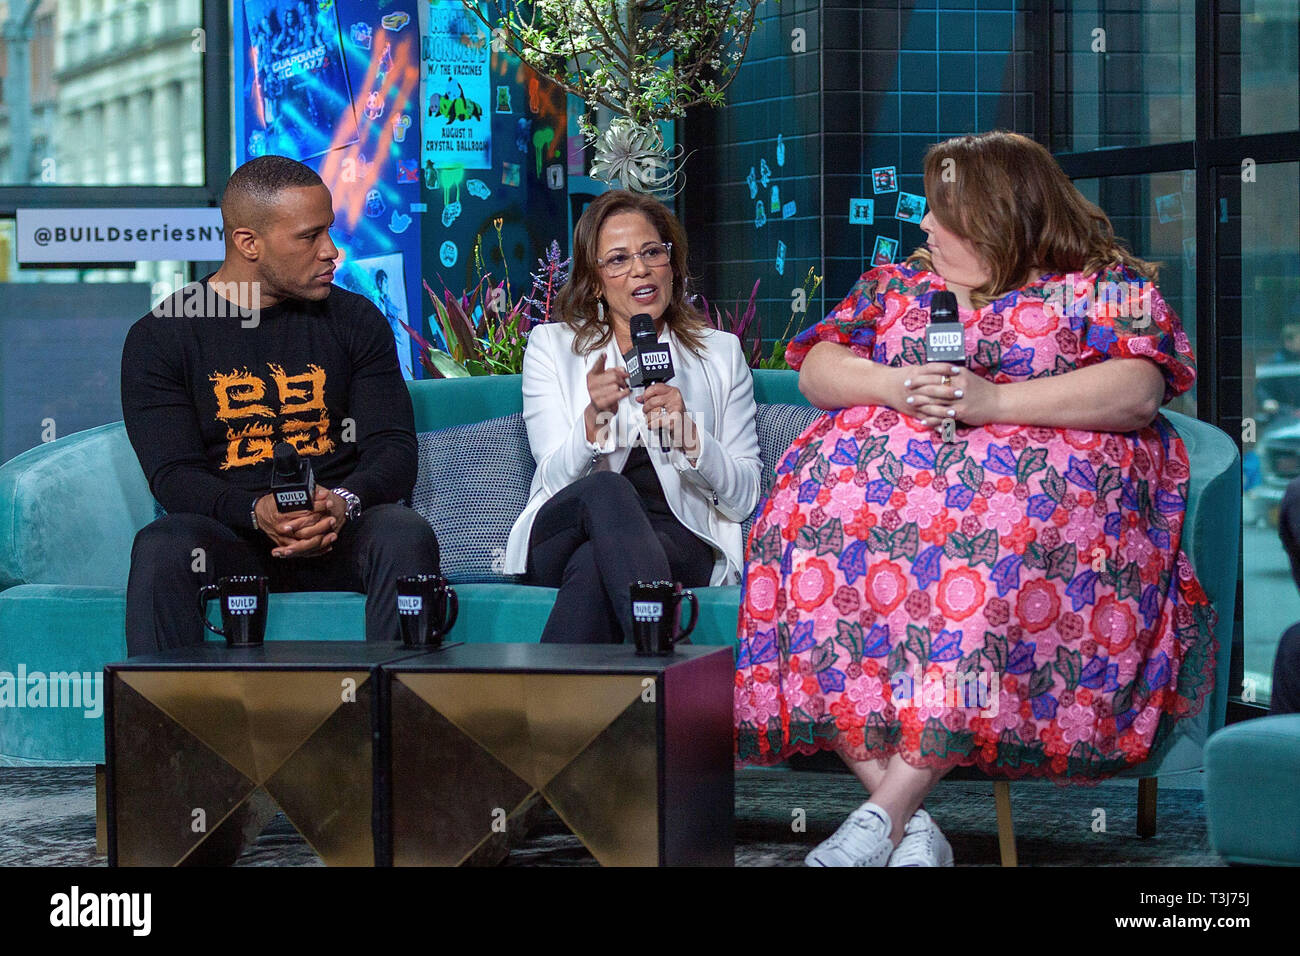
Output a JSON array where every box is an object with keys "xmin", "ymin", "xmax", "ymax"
[{"xmin": 554, "ymin": 189, "xmax": 710, "ymax": 356}]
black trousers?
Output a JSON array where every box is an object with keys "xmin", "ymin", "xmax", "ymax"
[
  {"xmin": 525, "ymin": 471, "xmax": 715, "ymax": 645},
  {"xmin": 1271, "ymin": 622, "xmax": 1300, "ymax": 715},
  {"xmin": 125, "ymin": 504, "xmax": 440, "ymax": 656}
]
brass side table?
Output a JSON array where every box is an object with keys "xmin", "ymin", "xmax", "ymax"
[
  {"xmin": 380, "ymin": 643, "xmax": 735, "ymax": 866},
  {"xmin": 105, "ymin": 641, "xmax": 425, "ymax": 866}
]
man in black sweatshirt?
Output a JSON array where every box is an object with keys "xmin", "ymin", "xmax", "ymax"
[{"xmin": 121, "ymin": 155, "xmax": 439, "ymax": 654}]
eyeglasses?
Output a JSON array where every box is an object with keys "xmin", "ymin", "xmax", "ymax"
[{"xmin": 596, "ymin": 242, "xmax": 672, "ymax": 278}]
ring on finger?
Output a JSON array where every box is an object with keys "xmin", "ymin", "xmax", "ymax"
[{"xmin": 940, "ymin": 375, "xmax": 951, "ymax": 386}]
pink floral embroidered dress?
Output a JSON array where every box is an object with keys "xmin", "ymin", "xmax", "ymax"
[{"xmin": 734, "ymin": 263, "xmax": 1218, "ymax": 780}]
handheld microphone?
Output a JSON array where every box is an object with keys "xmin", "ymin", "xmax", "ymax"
[
  {"xmin": 623, "ymin": 313, "xmax": 676, "ymax": 451},
  {"xmin": 924, "ymin": 290, "xmax": 966, "ymax": 365},
  {"xmin": 270, "ymin": 441, "xmax": 317, "ymax": 512}
]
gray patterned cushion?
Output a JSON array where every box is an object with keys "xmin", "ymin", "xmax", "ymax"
[
  {"xmin": 742, "ymin": 403, "xmax": 826, "ymax": 543},
  {"xmin": 410, "ymin": 413, "xmax": 535, "ymax": 583}
]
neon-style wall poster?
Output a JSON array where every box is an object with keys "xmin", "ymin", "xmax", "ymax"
[
  {"xmin": 236, "ymin": 0, "xmax": 427, "ymax": 380},
  {"xmin": 420, "ymin": 0, "xmax": 492, "ymax": 172}
]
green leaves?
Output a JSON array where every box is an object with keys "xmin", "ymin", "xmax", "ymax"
[
  {"xmin": 1044, "ymin": 543, "xmax": 1077, "ymax": 582},
  {"xmin": 1096, "ymin": 463, "xmax": 1122, "ymax": 501},
  {"xmin": 1015, "ymin": 447, "xmax": 1048, "ymax": 483},
  {"xmin": 751, "ymin": 525, "xmax": 783, "ymax": 564},
  {"xmin": 857, "ymin": 434, "xmax": 889, "ymax": 470},
  {"xmin": 958, "ymin": 457, "xmax": 985, "ymax": 491},
  {"xmin": 879, "ymin": 451, "xmax": 902, "ymax": 485},
  {"xmin": 967, "ymin": 528, "xmax": 1000, "ymax": 568},
  {"xmin": 890, "ymin": 521, "xmax": 920, "ymax": 561},
  {"xmin": 975, "ymin": 339, "xmax": 1001, "ymax": 370},
  {"xmin": 467, "ymin": 1, "xmax": 765, "ymax": 135},
  {"xmin": 793, "ymin": 439, "xmax": 823, "ymax": 478},
  {"xmin": 835, "ymin": 620, "xmax": 866, "ymax": 663},
  {"xmin": 982, "ymin": 631, "xmax": 1009, "ymax": 672},
  {"xmin": 796, "ymin": 518, "xmax": 844, "ymax": 556},
  {"xmin": 934, "ymin": 440, "xmax": 968, "ymax": 478},
  {"xmin": 901, "ymin": 337, "xmax": 927, "ymax": 366},
  {"xmin": 1040, "ymin": 465, "xmax": 1066, "ymax": 503},
  {"xmin": 904, "ymin": 624, "xmax": 931, "ymax": 667},
  {"xmin": 1027, "ymin": 662, "xmax": 1056, "ymax": 699},
  {"xmin": 1053, "ymin": 646, "xmax": 1082, "ymax": 691}
]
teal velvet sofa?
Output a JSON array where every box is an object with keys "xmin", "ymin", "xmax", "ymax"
[
  {"xmin": 0, "ymin": 359, "xmax": 1241, "ymax": 856},
  {"xmin": 0, "ymin": 371, "xmax": 808, "ymax": 764},
  {"xmin": 1205, "ymin": 714, "xmax": 1300, "ymax": 866}
]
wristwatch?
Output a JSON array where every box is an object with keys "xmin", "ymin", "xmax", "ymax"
[{"xmin": 332, "ymin": 487, "xmax": 362, "ymax": 522}]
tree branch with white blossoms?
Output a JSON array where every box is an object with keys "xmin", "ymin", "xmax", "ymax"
[{"xmin": 462, "ymin": 0, "xmax": 766, "ymax": 191}]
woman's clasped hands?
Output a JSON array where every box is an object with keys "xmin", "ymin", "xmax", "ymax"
[{"xmin": 894, "ymin": 362, "xmax": 1002, "ymax": 431}]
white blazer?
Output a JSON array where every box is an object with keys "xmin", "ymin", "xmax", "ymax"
[{"xmin": 505, "ymin": 321, "xmax": 762, "ymax": 586}]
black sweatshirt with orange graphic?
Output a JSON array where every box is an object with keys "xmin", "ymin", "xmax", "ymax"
[{"xmin": 121, "ymin": 277, "xmax": 417, "ymax": 532}]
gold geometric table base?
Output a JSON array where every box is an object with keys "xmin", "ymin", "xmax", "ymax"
[
  {"xmin": 382, "ymin": 644, "xmax": 734, "ymax": 867},
  {"xmin": 105, "ymin": 645, "xmax": 410, "ymax": 867}
]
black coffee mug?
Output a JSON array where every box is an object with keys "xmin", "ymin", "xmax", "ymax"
[
  {"xmin": 630, "ymin": 581, "xmax": 698, "ymax": 656},
  {"xmin": 198, "ymin": 575, "xmax": 269, "ymax": 647},
  {"xmin": 397, "ymin": 574, "xmax": 459, "ymax": 647}
]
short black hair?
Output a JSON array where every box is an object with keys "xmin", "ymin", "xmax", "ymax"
[{"xmin": 221, "ymin": 155, "xmax": 324, "ymax": 231}]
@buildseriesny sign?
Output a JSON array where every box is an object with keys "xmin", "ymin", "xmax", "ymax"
[{"xmin": 15, "ymin": 208, "xmax": 226, "ymax": 263}]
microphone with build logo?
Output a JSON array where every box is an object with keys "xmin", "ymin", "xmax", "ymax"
[
  {"xmin": 623, "ymin": 312, "xmax": 675, "ymax": 451},
  {"xmin": 270, "ymin": 441, "xmax": 316, "ymax": 512},
  {"xmin": 924, "ymin": 290, "xmax": 966, "ymax": 365}
]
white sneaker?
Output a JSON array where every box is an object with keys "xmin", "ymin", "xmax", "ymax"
[
  {"xmin": 886, "ymin": 808, "xmax": 954, "ymax": 867},
  {"xmin": 805, "ymin": 801, "xmax": 894, "ymax": 867}
]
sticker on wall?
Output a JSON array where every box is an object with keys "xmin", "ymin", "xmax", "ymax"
[
  {"xmin": 1182, "ymin": 170, "xmax": 1195, "ymax": 194},
  {"xmin": 382, "ymin": 11, "xmax": 410, "ymax": 32},
  {"xmin": 1182, "ymin": 236, "xmax": 1196, "ymax": 270},
  {"xmin": 776, "ymin": 133, "xmax": 785, "ymax": 167},
  {"xmin": 350, "ymin": 22, "xmax": 372, "ymax": 50},
  {"xmin": 441, "ymin": 200, "xmax": 462, "ymax": 228},
  {"xmin": 363, "ymin": 90, "xmax": 386, "ymax": 122},
  {"xmin": 410, "ymin": 202, "xmax": 428, "ymax": 213},
  {"xmin": 775, "ymin": 240, "xmax": 786, "ymax": 276},
  {"xmin": 849, "ymin": 198, "xmax": 874, "ymax": 224},
  {"xmin": 872, "ymin": 166, "xmax": 897, "ymax": 193},
  {"xmin": 894, "ymin": 192, "xmax": 926, "ymax": 224},
  {"xmin": 496, "ymin": 86, "xmax": 513, "ymax": 113},
  {"xmin": 755, "ymin": 200, "xmax": 767, "ymax": 229},
  {"xmin": 466, "ymin": 178, "xmax": 491, "ymax": 200},
  {"xmin": 364, "ymin": 189, "xmax": 386, "ymax": 219},
  {"xmin": 388, "ymin": 210, "xmax": 412, "ymax": 234},
  {"xmin": 760, "ymin": 158, "xmax": 772, "ymax": 187},
  {"xmin": 396, "ymin": 159, "xmax": 419, "ymax": 184},
  {"xmin": 871, "ymin": 235, "xmax": 899, "ymax": 266},
  {"xmin": 440, "ymin": 240, "xmax": 458, "ymax": 268},
  {"xmin": 516, "ymin": 117, "xmax": 533, "ymax": 155},
  {"xmin": 746, "ymin": 166, "xmax": 758, "ymax": 199},
  {"xmin": 533, "ymin": 128, "xmax": 556, "ymax": 178},
  {"xmin": 782, "ymin": 200, "xmax": 797, "ymax": 219},
  {"xmin": 392, "ymin": 114, "xmax": 411, "ymax": 143},
  {"xmin": 502, "ymin": 161, "xmax": 521, "ymax": 187},
  {"xmin": 547, "ymin": 164, "xmax": 565, "ymax": 189},
  {"xmin": 770, "ymin": 185, "xmax": 781, "ymax": 213},
  {"xmin": 1155, "ymin": 192, "xmax": 1184, "ymax": 224}
]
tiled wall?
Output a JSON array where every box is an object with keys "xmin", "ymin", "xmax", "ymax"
[{"xmin": 685, "ymin": 1, "xmax": 1034, "ymax": 348}]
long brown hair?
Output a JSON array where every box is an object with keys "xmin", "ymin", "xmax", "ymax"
[
  {"xmin": 554, "ymin": 189, "xmax": 710, "ymax": 356},
  {"xmin": 906, "ymin": 131, "xmax": 1159, "ymax": 308}
]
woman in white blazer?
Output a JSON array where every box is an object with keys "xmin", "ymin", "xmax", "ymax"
[{"xmin": 505, "ymin": 189, "xmax": 762, "ymax": 644}]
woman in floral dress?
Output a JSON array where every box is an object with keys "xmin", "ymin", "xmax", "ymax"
[{"xmin": 734, "ymin": 132, "xmax": 1218, "ymax": 867}]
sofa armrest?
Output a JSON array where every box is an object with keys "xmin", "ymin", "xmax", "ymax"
[{"xmin": 0, "ymin": 421, "xmax": 155, "ymax": 589}]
